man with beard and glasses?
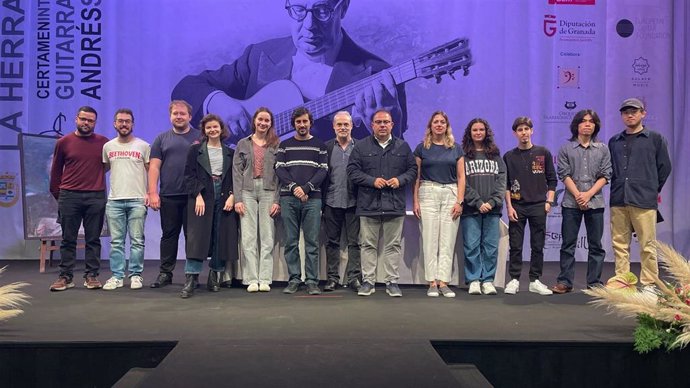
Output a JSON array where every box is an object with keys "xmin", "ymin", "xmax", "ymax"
[
  {"xmin": 49, "ymin": 106, "xmax": 109, "ymax": 291},
  {"xmin": 102, "ymin": 109, "xmax": 151, "ymax": 291},
  {"xmin": 276, "ymin": 107, "xmax": 328, "ymax": 295},
  {"xmin": 148, "ymin": 100, "xmax": 201, "ymax": 288}
]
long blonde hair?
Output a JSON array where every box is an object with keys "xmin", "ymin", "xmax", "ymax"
[{"xmin": 422, "ymin": 111, "xmax": 455, "ymax": 149}]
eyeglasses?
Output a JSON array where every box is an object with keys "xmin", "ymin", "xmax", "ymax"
[
  {"xmin": 116, "ymin": 119, "xmax": 133, "ymax": 125},
  {"xmin": 373, "ymin": 120, "xmax": 392, "ymax": 125},
  {"xmin": 77, "ymin": 116, "xmax": 95, "ymax": 124},
  {"xmin": 621, "ymin": 108, "xmax": 641, "ymax": 116},
  {"xmin": 285, "ymin": 0, "xmax": 343, "ymax": 22}
]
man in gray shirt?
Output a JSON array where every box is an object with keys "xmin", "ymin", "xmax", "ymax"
[
  {"xmin": 552, "ymin": 109, "xmax": 611, "ymax": 294},
  {"xmin": 322, "ymin": 111, "xmax": 361, "ymax": 292},
  {"xmin": 148, "ymin": 100, "xmax": 201, "ymax": 288}
]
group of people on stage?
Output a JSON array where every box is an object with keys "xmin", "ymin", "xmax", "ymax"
[{"xmin": 47, "ymin": 97, "xmax": 671, "ymax": 300}]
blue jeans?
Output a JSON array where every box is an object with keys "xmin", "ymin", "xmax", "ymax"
[
  {"xmin": 106, "ymin": 199, "xmax": 147, "ymax": 279},
  {"xmin": 557, "ymin": 207, "xmax": 605, "ymax": 288},
  {"xmin": 280, "ymin": 196, "xmax": 322, "ymax": 285},
  {"xmin": 461, "ymin": 213, "xmax": 500, "ymax": 284}
]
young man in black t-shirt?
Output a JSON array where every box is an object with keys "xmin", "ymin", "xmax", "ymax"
[{"xmin": 503, "ymin": 117, "xmax": 557, "ymax": 295}]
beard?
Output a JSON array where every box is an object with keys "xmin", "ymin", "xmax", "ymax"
[
  {"xmin": 117, "ymin": 128, "xmax": 132, "ymax": 138},
  {"xmin": 76, "ymin": 125, "xmax": 93, "ymax": 136}
]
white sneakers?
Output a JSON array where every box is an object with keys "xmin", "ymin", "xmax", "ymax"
[
  {"xmin": 103, "ymin": 277, "xmax": 123, "ymax": 291},
  {"xmin": 504, "ymin": 279, "xmax": 520, "ymax": 294},
  {"xmin": 504, "ymin": 279, "xmax": 553, "ymax": 295},
  {"xmin": 130, "ymin": 275, "xmax": 143, "ymax": 290},
  {"xmin": 468, "ymin": 281, "xmax": 497, "ymax": 296},
  {"xmin": 503, "ymin": 279, "xmax": 553, "ymax": 295},
  {"xmin": 528, "ymin": 279, "xmax": 553, "ymax": 295},
  {"xmin": 104, "ymin": 276, "xmax": 143, "ymax": 290},
  {"xmin": 259, "ymin": 284, "xmax": 271, "ymax": 292},
  {"xmin": 468, "ymin": 281, "xmax": 482, "ymax": 295},
  {"xmin": 481, "ymin": 282, "xmax": 497, "ymax": 295},
  {"xmin": 247, "ymin": 283, "xmax": 259, "ymax": 293}
]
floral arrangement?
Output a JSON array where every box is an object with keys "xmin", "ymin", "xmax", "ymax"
[
  {"xmin": 0, "ymin": 266, "xmax": 30, "ymax": 322},
  {"xmin": 584, "ymin": 242, "xmax": 690, "ymax": 354}
]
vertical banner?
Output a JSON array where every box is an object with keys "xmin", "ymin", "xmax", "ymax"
[{"xmin": 605, "ymin": 0, "xmax": 674, "ymax": 260}]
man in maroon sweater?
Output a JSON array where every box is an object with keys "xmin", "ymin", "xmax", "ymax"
[{"xmin": 49, "ymin": 106, "xmax": 109, "ymax": 291}]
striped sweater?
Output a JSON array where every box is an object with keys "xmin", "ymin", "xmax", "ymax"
[{"xmin": 275, "ymin": 136, "xmax": 328, "ymax": 198}]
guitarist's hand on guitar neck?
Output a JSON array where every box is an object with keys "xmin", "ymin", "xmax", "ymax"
[
  {"xmin": 206, "ymin": 92, "xmax": 253, "ymax": 141},
  {"xmin": 352, "ymin": 70, "xmax": 402, "ymax": 133}
]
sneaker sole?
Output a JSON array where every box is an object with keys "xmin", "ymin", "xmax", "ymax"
[
  {"xmin": 441, "ymin": 292, "xmax": 456, "ymax": 298},
  {"xmin": 358, "ymin": 289, "xmax": 375, "ymax": 296},
  {"xmin": 386, "ymin": 290, "xmax": 402, "ymax": 297},
  {"xmin": 50, "ymin": 282, "xmax": 75, "ymax": 292},
  {"xmin": 84, "ymin": 283, "xmax": 103, "ymax": 289},
  {"xmin": 427, "ymin": 293, "xmax": 440, "ymax": 297}
]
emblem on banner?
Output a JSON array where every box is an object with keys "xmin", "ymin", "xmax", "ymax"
[
  {"xmin": 616, "ymin": 19, "xmax": 634, "ymax": 38},
  {"xmin": 0, "ymin": 172, "xmax": 19, "ymax": 208},
  {"xmin": 632, "ymin": 57, "xmax": 650, "ymax": 75},
  {"xmin": 564, "ymin": 101, "xmax": 577, "ymax": 110},
  {"xmin": 543, "ymin": 14, "xmax": 557, "ymax": 37},
  {"xmin": 557, "ymin": 66, "xmax": 580, "ymax": 88}
]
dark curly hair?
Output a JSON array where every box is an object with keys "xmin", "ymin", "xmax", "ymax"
[
  {"xmin": 461, "ymin": 118, "xmax": 500, "ymax": 159},
  {"xmin": 199, "ymin": 113, "xmax": 229, "ymax": 141}
]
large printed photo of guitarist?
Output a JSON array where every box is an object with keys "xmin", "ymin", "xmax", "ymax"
[{"xmin": 172, "ymin": 0, "xmax": 471, "ymax": 144}]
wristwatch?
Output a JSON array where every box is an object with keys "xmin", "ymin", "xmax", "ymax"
[{"xmin": 546, "ymin": 201, "xmax": 554, "ymax": 205}]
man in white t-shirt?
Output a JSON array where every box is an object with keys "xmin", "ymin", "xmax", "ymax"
[{"xmin": 102, "ymin": 108, "xmax": 151, "ymax": 290}]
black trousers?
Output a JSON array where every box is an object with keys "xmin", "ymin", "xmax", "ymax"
[
  {"xmin": 58, "ymin": 190, "xmax": 106, "ymax": 279},
  {"xmin": 322, "ymin": 205, "xmax": 361, "ymax": 284},
  {"xmin": 508, "ymin": 202, "xmax": 547, "ymax": 281},
  {"xmin": 159, "ymin": 194, "xmax": 188, "ymax": 275}
]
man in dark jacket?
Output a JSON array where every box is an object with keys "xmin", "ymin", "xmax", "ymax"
[
  {"xmin": 347, "ymin": 110, "xmax": 417, "ymax": 297},
  {"xmin": 609, "ymin": 98, "xmax": 671, "ymax": 292}
]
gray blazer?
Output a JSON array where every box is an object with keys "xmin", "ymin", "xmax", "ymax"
[{"xmin": 232, "ymin": 135, "xmax": 280, "ymax": 203}]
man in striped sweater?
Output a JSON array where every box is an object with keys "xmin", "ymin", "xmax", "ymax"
[{"xmin": 276, "ymin": 107, "xmax": 329, "ymax": 295}]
